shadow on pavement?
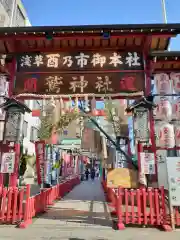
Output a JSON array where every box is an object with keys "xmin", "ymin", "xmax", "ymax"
[
  {"xmin": 35, "ymin": 180, "xmax": 114, "ymax": 229},
  {"xmin": 69, "ymin": 239, "xmax": 108, "ymax": 240},
  {"xmin": 38, "ymin": 204, "xmax": 112, "ymax": 228}
]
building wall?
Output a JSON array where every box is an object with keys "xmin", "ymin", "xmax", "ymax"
[
  {"xmin": 0, "ymin": 0, "xmax": 41, "ymax": 155},
  {"xmin": 0, "ymin": 0, "xmax": 12, "ymax": 26},
  {"xmin": 15, "ymin": 0, "xmax": 30, "ymax": 26},
  {"xmin": 23, "ymin": 100, "xmax": 41, "ymax": 155},
  {"xmin": 0, "ymin": 0, "xmax": 30, "ymax": 26}
]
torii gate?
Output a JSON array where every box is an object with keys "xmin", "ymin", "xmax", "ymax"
[{"xmin": 0, "ymin": 23, "xmax": 179, "ymax": 187}]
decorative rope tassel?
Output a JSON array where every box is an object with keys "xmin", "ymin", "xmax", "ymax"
[
  {"xmin": 84, "ymin": 94, "xmax": 89, "ymax": 112},
  {"xmin": 64, "ymin": 98, "xmax": 70, "ymax": 114},
  {"xmin": 91, "ymin": 95, "xmax": 96, "ymax": 113},
  {"xmin": 101, "ymin": 95, "xmax": 105, "ymax": 101},
  {"xmin": 69, "ymin": 96, "xmax": 72, "ymax": 112},
  {"xmin": 60, "ymin": 97, "xmax": 64, "ymax": 115},
  {"xmin": 75, "ymin": 96, "xmax": 79, "ymax": 113}
]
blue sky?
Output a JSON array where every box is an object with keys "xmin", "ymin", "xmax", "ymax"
[{"xmin": 22, "ymin": 0, "xmax": 180, "ymax": 49}]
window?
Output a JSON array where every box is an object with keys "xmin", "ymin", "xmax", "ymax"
[
  {"xmin": 30, "ymin": 127, "xmax": 39, "ymax": 142},
  {"xmin": 167, "ymin": 149, "xmax": 177, "ymax": 157},
  {"xmin": 33, "ymin": 100, "xmax": 41, "ymax": 109},
  {"xmin": 15, "ymin": 6, "xmax": 25, "ymax": 26},
  {"xmin": 23, "ymin": 121, "xmax": 28, "ymax": 138},
  {"xmin": 0, "ymin": 0, "xmax": 13, "ymax": 16}
]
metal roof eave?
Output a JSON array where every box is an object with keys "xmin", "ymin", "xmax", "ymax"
[{"xmin": 0, "ymin": 23, "xmax": 180, "ymax": 34}]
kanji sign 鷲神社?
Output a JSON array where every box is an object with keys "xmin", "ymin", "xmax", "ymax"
[{"xmin": 14, "ymin": 51, "xmax": 145, "ymax": 97}]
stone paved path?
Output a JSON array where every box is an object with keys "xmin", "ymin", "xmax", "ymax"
[{"xmin": 0, "ymin": 179, "xmax": 180, "ymax": 239}]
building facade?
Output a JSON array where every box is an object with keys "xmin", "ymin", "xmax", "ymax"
[
  {"xmin": 23, "ymin": 100, "xmax": 41, "ymax": 155},
  {"xmin": 0, "ymin": 0, "xmax": 41, "ymax": 155},
  {"xmin": 0, "ymin": 0, "xmax": 30, "ymax": 27}
]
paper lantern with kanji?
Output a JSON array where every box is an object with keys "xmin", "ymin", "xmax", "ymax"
[
  {"xmin": 154, "ymin": 97, "xmax": 172, "ymax": 121},
  {"xmin": 170, "ymin": 72, "xmax": 180, "ymax": 94},
  {"xmin": 174, "ymin": 125, "xmax": 180, "ymax": 147},
  {"xmin": 154, "ymin": 73, "xmax": 172, "ymax": 94},
  {"xmin": 172, "ymin": 98, "xmax": 180, "ymax": 120},
  {"xmin": 156, "ymin": 122, "xmax": 175, "ymax": 148}
]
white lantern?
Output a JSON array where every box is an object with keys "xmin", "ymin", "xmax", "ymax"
[
  {"xmin": 156, "ymin": 122, "xmax": 175, "ymax": 148},
  {"xmin": 172, "ymin": 98, "xmax": 180, "ymax": 120},
  {"xmin": 174, "ymin": 124, "xmax": 180, "ymax": 147},
  {"xmin": 154, "ymin": 73, "xmax": 171, "ymax": 94},
  {"xmin": 170, "ymin": 72, "xmax": 180, "ymax": 94},
  {"xmin": 154, "ymin": 97, "xmax": 172, "ymax": 121},
  {"xmin": 155, "ymin": 122, "xmax": 160, "ymax": 147}
]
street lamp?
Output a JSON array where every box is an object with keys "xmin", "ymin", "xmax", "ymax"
[
  {"xmin": 126, "ymin": 96, "xmax": 156, "ymax": 143},
  {"xmin": 0, "ymin": 97, "xmax": 31, "ymax": 187},
  {"xmin": 2, "ymin": 97, "xmax": 31, "ymax": 142}
]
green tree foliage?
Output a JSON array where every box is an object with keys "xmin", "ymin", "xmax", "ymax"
[
  {"xmin": 38, "ymin": 106, "xmax": 81, "ymax": 140},
  {"xmin": 104, "ymin": 99, "xmax": 123, "ymax": 137}
]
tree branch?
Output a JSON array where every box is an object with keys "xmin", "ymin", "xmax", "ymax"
[{"xmin": 79, "ymin": 102, "xmax": 137, "ymax": 169}]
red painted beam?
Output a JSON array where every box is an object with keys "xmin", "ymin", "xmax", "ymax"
[
  {"xmin": 152, "ymin": 60, "xmax": 180, "ymax": 64},
  {"xmin": 31, "ymin": 108, "xmax": 106, "ymax": 117},
  {"xmin": 143, "ymin": 35, "xmax": 152, "ymax": 95},
  {"xmin": 4, "ymin": 40, "xmax": 15, "ymax": 53},
  {"xmin": 21, "ymin": 70, "xmax": 145, "ymax": 74},
  {"xmin": 143, "ymin": 146, "xmax": 180, "ymax": 150},
  {"xmin": 14, "ymin": 95, "xmax": 142, "ymax": 100},
  {"xmin": 14, "ymin": 45, "xmax": 144, "ymax": 53},
  {"xmin": 153, "ymin": 68, "xmax": 180, "ymax": 72}
]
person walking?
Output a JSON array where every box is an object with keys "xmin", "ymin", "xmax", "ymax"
[
  {"xmin": 85, "ymin": 168, "xmax": 90, "ymax": 181},
  {"xmin": 90, "ymin": 168, "xmax": 95, "ymax": 181},
  {"xmin": 96, "ymin": 168, "xmax": 100, "ymax": 179}
]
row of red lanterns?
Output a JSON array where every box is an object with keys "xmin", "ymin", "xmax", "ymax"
[
  {"xmin": 154, "ymin": 97, "xmax": 180, "ymax": 121},
  {"xmin": 154, "ymin": 73, "xmax": 180, "ymax": 94}
]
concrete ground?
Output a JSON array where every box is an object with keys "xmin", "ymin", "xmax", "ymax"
[{"xmin": 0, "ymin": 179, "xmax": 180, "ymax": 240}]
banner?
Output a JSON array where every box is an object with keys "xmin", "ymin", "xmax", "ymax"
[
  {"xmin": 140, "ymin": 152, "xmax": 155, "ymax": 174},
  {"xmin": 0, "ymin": 152, "xmax": 15, "ymax": 173},
  {"xmin": 44, "ymin": 144, "xmax": 52, "ymax": 184},
  {"xmin": 66, "ymin": 154, "xmax": 73, "ymax": 176},
  {"xmin": 35, "ymin": 141, "xmax": 45, "ymax": 185},
  {"xmin": 166, "ymin": 157, "xmax": 180, "ymax": 206},
  {"xmin": 51, "ymin": 146, "xmax": 58, "ymax": 184}
]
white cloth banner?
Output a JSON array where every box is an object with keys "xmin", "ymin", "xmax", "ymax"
[
  {"xmin": 0, "ymin": 152, "xmax": 15, "ymax": 173},
  {"xmin": 140, "ymin": 152, "xmax": 155, "ymax": 174}
]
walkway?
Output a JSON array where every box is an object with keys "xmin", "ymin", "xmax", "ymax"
[{"xmin": 1, "ymin": 179, "xmax": 180, "ymax": 239}]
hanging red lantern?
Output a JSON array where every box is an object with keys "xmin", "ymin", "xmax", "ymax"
[
  {"xmin": 154, "ymin": 97, "xmax": 172, "ymax": 121},
  {"xmin": 156, "ymin": 122, "xmax": 175, "ymax": 148},
  {"xmin": 172, "ymin": 98, "xmax": 180, "ymax": 120},
  {"xmin": 174, "ymin": 125, "xmax": 180, "ymax": 147},
  {"xmin": 170, "ymin": 72, "xmax": 180, "ymax": 94},
  {"xmin": 154, "ymin": 73, "xmax": 171, "ymax": 94}
]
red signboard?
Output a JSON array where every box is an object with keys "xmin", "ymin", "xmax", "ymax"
[
  {"xmin": 35, "ymin": 141, "xmax": 45, "ymax": 185},
  {"xmin": 14, "ymin": 72, "xmax": 144, "ymax": 96},
  {"xmin": 32, "ymin": 109, "xmax": 40, "ymax": 117},
  {"xmin": 92, "ymin": 109, "xmax": 106, "ymax": 116}
]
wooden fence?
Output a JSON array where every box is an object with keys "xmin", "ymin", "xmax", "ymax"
[
  {"xmin": 0, "ymin": 175, "xmax": 80, "ymax": 228},
  {"xmin": 102, "ymin": 180, "xmax": 180, "ymax": 231}
]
